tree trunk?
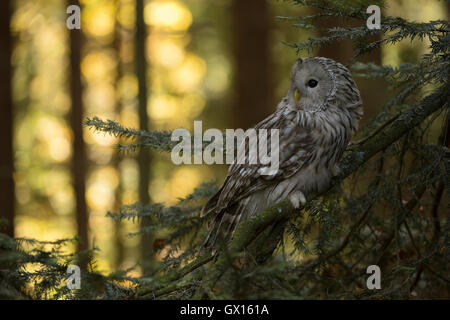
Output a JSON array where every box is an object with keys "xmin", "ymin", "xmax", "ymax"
[
  {"xmin": 136, "ymin": 0, "xmax": 153, "ymax": 273},
  {"xmin": 0, "ymin": 0, "xmax": 15, "ymax": 238},
  {"xmin": 112, "ymin": 0, "xmax": 125, "ymax": 269},
  {"xmin": 231, "ymin": 0, "xmax": 272, "ymax": 130},
  {"xmin": 68, "ymin": 0, "xmax": 89, "ymax": 253}
]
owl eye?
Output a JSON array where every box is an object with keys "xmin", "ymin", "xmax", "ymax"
[{"xmin": 307, "ymin": 79, "xmax": 318, "ymax": 88}]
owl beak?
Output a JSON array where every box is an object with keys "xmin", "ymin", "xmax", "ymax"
[{"xmin": 294, "ymin": 88, "xmax": 303, "ymax": 110}]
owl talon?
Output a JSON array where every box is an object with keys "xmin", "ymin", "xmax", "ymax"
[
  {"xmin": 332, "ymin": 165, "xmax": 341, "ymax": 177},
  {"xmin": 289, "ymin": 191, "xmax": 306, "ymax": 209}
]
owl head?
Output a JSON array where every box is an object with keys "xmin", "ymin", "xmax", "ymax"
[{"xmin": 287, "ymin": 57, "xmax": 362, "ymax": 114}]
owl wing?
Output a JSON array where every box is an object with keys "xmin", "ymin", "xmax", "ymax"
[{"xmin": 202, "ymin": 107, "xmax": 318, "ymax": 217}]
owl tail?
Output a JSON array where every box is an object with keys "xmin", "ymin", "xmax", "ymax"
[{"xmin": 202, "ymin": 204, "xmax": 243, "ymax": 250}]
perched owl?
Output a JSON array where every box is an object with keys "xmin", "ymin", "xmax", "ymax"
[{"xmin": 201, "ymin": 57, "xmax": 363, "ymax": 248}]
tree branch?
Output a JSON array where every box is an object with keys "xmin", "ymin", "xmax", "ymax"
[
  {"xmin": 191, "ymin": 87, "xmax": 448, "ymax": 299},
  {"xmin": 135, "ymin": 86, "xmax": 448, "ymax": 299}
]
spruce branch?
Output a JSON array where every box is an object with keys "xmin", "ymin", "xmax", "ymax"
[{"xmin": 188, "ymin": 87, "xmax": 448, "ymax": 299}]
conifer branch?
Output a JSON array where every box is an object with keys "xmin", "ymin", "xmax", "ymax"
[{"xmin": 189, "ymin": 87, "xmax": 448, "ymax": 299}]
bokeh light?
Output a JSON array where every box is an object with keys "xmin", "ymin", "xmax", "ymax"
[{"xmin": 144, "ymin": 1, "xmax": 192, "ymax": 31}]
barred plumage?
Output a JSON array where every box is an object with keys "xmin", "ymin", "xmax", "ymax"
[{"xmin": 202, "ymin": 57, "xmax": 363, "ymax": 248}]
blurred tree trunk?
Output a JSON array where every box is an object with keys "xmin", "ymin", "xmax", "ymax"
[
  {"xmin": 112, "ymin": 0, "xmax": 125, "ymax": 269},
  {"xmin": 136, "ymin": 0, "xmax": 153, "ymax": 273},
  {"xmin": 231, "ymin": 0, "xmax": 272, "ymax": 129},
  {"xmin": 0, "ymin": 0, "xmax": 15, "ymax": 237},
  {"xmin": 68, "ymin": 0, "xmax": 89, "ymax": 253},
  {"xmin": 315, "ymin": 6, "xmax": 388, "ymax": 124}
]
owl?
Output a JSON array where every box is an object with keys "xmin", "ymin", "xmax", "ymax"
[{"xmin": 201, "ymin": 57, "xmax": 363, "ymax": 248}]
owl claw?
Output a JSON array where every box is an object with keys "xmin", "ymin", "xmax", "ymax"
[
  {"xmin": 289, "ymin": 191, "xmax": 306, "ymax": 209},
  {"xmin": 332, "ymin": 165, "xmax": 341, "ymax": 177}
]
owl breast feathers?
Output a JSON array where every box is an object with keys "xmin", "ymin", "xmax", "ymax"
[{"xmin": 202, "ymin": 57, "xmax": 363, "ymax": 248}]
